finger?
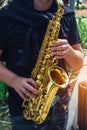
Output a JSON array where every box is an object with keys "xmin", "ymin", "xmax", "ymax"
[
  {"xmin": 25, "ymin": 91, "xmax": 36, "ymax": 98},
  {"xmin": 24, "ymin": 84, "xmax": 39, "ymax": 96},
  {"xmin": 20, "ymin": 88, "xmax": 37, "ymax": 100},
  {"xmin": 58, "ymin": 49, "xmax": 68, "ymax": 55},
  {"xmin": 19, "ymin": 91, "xmax": 28, "ymax": 101},
  {"xmin": 51, "ymin": 50, "xmax": 63, "ymax": 56},
  {"xmin": 54, "ymin": 54, "xmax": 66, "ymax": 59},
  {"xmin": 51, "ymin": 45, "xmax": 60, "ymax": 51},
  {"xmin": 60, "ymin": 47, "xmax": 69, "ymax": 55},
  {"xmin": 27, "ymin": 78, "xmax": 38, "ymax": 88},
  {"xmin": 51, "ymin": 51, "xmax": 66, "ymax": 59},
  {"xmin": 51, "ymin": 43, "xmax": 68, "ymax": 52},
  {"xmin": 59, "ymin": 44, "xmax": 68, "ymax": 51},
  {"xmin": 52, "ymin": 39, "xmax": 68, "ymax": 48},
  {"xmin": 57, "ymin": 39, "xmax": 68, "ymax": 45},
  {"xmin": 52, "ymin": 45, "xmax": 69, "ymax": 56}
]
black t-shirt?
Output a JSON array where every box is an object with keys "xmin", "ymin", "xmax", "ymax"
[{"xmin": 0, "ymin": 7, "xmax": 81, "ymax": 117}]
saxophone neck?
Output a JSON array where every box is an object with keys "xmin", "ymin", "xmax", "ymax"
[{"xmin": 53, "ymin": 0, "xmax": 64, "ymax": 23}]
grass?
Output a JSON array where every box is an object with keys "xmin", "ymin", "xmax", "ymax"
[{"xmin": 76, "ymin": 16, "xmax": 87, "ymax": 49}]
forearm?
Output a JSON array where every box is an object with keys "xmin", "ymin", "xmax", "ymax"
[
  {"xmin": 0, "ymin": 61, "xmax": 38, "ymax": 100},
  {"xmin": 0, "ymin": 61, "xmax": 19, "ymax": 87},
  {"xmin": 64, "ymin": 45, "xmax": 84, "ymax": 71}
]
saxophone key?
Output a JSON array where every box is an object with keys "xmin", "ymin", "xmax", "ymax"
[
  {"xmin": 40, "ymin": 67, "xmax": 45, "ymax": 73},
  {"xmin": 35, "ymin": 116, "xmax": 41, "ymax": 123},
  {"xmin": 29, "ymin": 103, "xmax": 33, "ymax": 108},
  {"xmin": 37, "ymin": 74, "xmax": 43, "ymax": 80},
  {"xmin": 43, "ymin": 94, "xmax": 48, "ymax": 100},
  {"xmin": 46, "ymin": 47, "xmax": 51, "ymax": 53},
  {"xmin": 42, "ymin": 59, "xmax": 47, "ymax": 65},
  {"xmin": 36, "ymin": 79, "xmax": 42, "ymax": 87},
  {"xmin": 30, "ymin": 111, "xmax": 35, "ymax": 118},
  {"xmin": 39, "ymin": 104, "xmax": 43, "ymax": 110},
  {"xmin": 38, "ymin": 109, "xmax": 42, "ymax": 116},
  {"xmin": 42, "ymin": 89, "xmax": 47, "ymax": 95},
  {"xmin": 52, "ymin": 57, "xmax": 58, "ymax": 64},
  {"xmin": 44, "ymin": 55, "xmax": 50, "ymax": 60}
]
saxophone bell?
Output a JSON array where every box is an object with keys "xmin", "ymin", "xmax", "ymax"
[
  {"xmin": 33, "ymin": 66, "xmax": 69, "ymax": 124},
  {"xmin": 48, "ymin": 66, "xmax": 69, "ymax": 89}
]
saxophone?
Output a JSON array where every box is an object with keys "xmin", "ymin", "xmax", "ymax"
[{"xmin": 22, "ymin": 0, "xmax": 69, "ymax": 124}]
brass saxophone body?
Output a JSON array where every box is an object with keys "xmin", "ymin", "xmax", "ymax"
[{"xmin": 22, "ymin": 0, "xmax": 69, "ymax": 124}]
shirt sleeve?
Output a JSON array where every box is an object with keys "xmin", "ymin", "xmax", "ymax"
[{"xmin": 68, "ymin": 13, "xmax": 81, "ymax": 46}]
